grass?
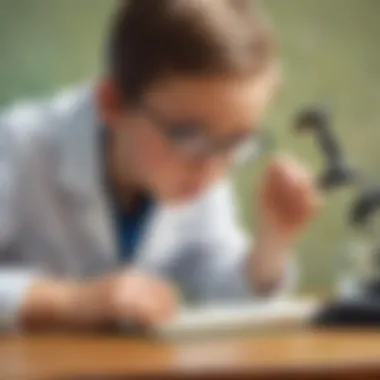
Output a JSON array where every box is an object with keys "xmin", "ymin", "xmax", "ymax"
[{"xmin": 1, "ymin": 0, "xmax": 380, "ymax": 293}]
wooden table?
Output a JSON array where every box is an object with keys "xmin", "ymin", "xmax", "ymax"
[{"xmin": 1, "ymin": 329, "xmax": 380, "ymax": 379}]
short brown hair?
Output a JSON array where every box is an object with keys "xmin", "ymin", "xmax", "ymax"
[{"xmin": 109, "ymin": 0, "xmax": 275, "ymax": 103}]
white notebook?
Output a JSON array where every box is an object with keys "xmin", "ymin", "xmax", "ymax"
[{"xmin": 152, "ymin": 298, "xmax": 320, "ymax": 339}]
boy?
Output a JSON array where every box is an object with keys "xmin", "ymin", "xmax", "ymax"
[{"xmin": 0, "ymin": 0, "xmax": 320, "ymax": 331}]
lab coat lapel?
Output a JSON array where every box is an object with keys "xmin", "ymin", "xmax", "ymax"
[
  {"xmin": 134, "ymin": 203, "xmax": 187, "ymax": 274},
  {"xmin": 56, "ymin": 86, "xmax": 118, "ymax": 272}
]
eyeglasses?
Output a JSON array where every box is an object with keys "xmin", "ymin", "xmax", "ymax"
[{"xmin": 139, "ymin": 103, "xmax": 271, "ymax": 167}]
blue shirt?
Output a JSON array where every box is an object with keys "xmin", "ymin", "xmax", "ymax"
[
  {"xmin": 101, "ymin": 127, "xmax": 153, "ymax": 262},
  {"xmin": 114, "ymin": 195, "xmax": 153, "ymax": 262}
]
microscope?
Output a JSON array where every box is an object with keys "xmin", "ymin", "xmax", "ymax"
[{"xmin": 295, "ymin": 106, "xmax": 380, "ymax": 326}]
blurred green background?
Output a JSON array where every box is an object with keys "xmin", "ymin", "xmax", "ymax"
[{"xmin": 1, "ymin": 0, "xmax": 379, "ymax": 294}]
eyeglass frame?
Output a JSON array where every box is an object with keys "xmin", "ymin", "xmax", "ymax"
[{"xmin": 138, "ymin": 102, "xmax": 271, "ymax": 166}]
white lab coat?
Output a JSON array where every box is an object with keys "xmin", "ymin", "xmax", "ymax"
[{"xmin": 0, "ymin": 85, "xmax": 295, "ymax": 330}]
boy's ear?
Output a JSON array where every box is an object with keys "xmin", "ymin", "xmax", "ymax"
[{"xmin": 96, "ymin": 76, "xmax": 127, "ymax": 128}]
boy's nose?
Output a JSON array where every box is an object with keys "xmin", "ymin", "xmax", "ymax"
[{"xmin": 187, "ymin": 156, "xmax": 227, "ymax": 183}]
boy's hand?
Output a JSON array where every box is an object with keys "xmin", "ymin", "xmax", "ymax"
[
  {"xmin": 250, "ymin": 155, "xmax": 321, "ymax": 293},
  {"xmin": 90, "ymin": 270, "xmax": 178, "ymax": 327},
  {"xmin": 21, "ymin": 271, "xmax": 178, "ymax": 330},
  {"xmin": 259, "ymin": 155, "xmax": 321, "ymax": 241}
]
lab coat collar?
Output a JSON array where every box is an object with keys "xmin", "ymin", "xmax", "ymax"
[
  {"xmin": 56, "ymin": 84, "xmax": 104, "ymax": 201},
  {"xmin": 54, "ymin": 84, "xmax": 120, "ymax": 265}
]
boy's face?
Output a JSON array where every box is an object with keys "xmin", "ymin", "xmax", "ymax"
[{"xmin": 103, "ymin": 69, "xmax": 277, "ymax": 204}]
